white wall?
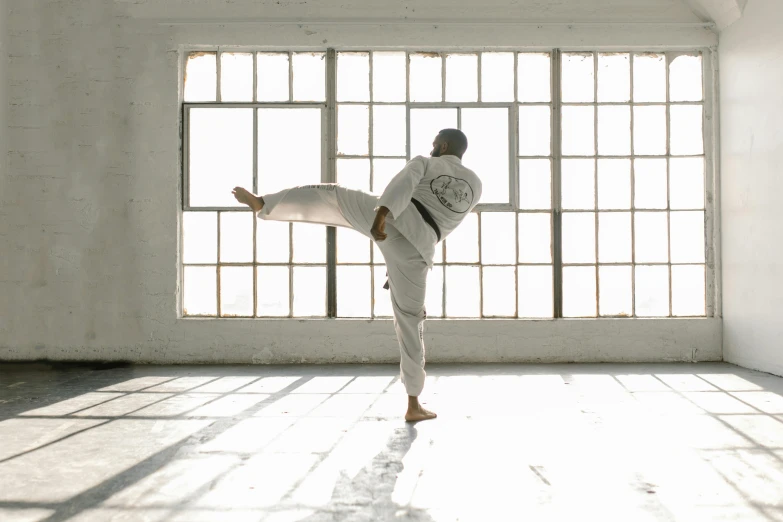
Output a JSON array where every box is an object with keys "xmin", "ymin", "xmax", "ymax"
[
  {"xmin": 0, "ymin": 0, "xmax": 721, "ymax": 364},
  {"xmin": 720, "ymin": 0, "xmax": 783, "ymax": 376}
]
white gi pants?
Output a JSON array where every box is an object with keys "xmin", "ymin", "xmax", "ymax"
[{"xmin": 258, "ymin": 184, "xmax": 429, "ymax": 397}]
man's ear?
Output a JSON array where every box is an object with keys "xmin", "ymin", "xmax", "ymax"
[{"xmin": 440, "ymin": 142, "xmax": 449, "ymax": 154}]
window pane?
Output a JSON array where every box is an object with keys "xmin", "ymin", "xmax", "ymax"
[
  {"xmin": 670, "ymin": 105, "xmax": 704, "ymax": 156},
  {"xmin": 293, "ymin": 266, "xmax": 326, "ymax": 317},
  {"xmin": 633, "ymin": 106, "xmax": 667, "ymax": 156},
  {"xmin": 257, "ymin": 220, "xmax": 289, "ymax": 264},
  {"xmin": 561, "ymin": 159, "xmax": 595, "ymax": 210},
  {"xmin": 293, "ymin": 223, "xmax": 326, "ymax": 263},
  {"xmin": 634, "ymin": 212, "xmax": 669, "ymax": 263},
  {"xmin": 562, "ymin": 53, "xmax": 594, "ymax": 103},
  {"xmin": 518, "ymin": 265, "xmax": 553, "ymax": 318},
  {"xmin": 220, "ymin": 212, "xmax": 254, "ymax": 263},
  {"xmin": 670, "ymin": 158, "xmax": 705, "ymax": 209},
  {"xmin": 598, "ymin": 159, "xmax": 631, "ymax": 210},
  {"xmin": 372, "ymin": 159, "xmax": 406, "ymax": 194},
  {"xmin": 518, "ymin": 213, "xmax": 552, "ymax": 263},
  {"xmin": 337, "ymin": 266, "xmax": 371, "ymax": 318},
  {"xmin": 446, "ymin": 54, "xmax": 478, "ymax": 102},
  {"xmin": 373, "ymin": 265, "xmax": 393, "ymax": 318},
  {"xmin": 635, "ymin": 265, "xmax": 669, "ymax": 317},
  {"xmin": 220, "ymin": 266, "xmax": 254, "ymax": 317},
  {"xmin": 337, "ymin": 228, "xmax": 371, "ymax": 264},
  {"xmin": 292, "ymin": 52, "xmax": 325, "ymax": 102},
  {"xmin": 183, "ymin": 212, "xmax": 217, "ymax": 264},
  {"xmin": 426, "ymin": 265, "xmax": 444, "ymax": 318},
  {"xmin": 409, "ymin": 53, "xmax": 442, "ymax": 102},
  {"xmin": 670, "ymin": 211, "xmax": 705, "ymax": 263},
  {"xmin": 258, "ymin": 108, "xmax": 322, "ymax": 194},
  {"xmin": 518, "ymin": 106, "xmax": 551, "ymax": 156},
  {"xmin": 257, "ymin": 53, "xmax": 289, "ymax": 102},
  {"xmin": 598, "ymin": 106, "xmax": 631, "ymax": 156},
  {"xmin": 598, "ymin": 212, "xmax": 632, "ymax": 263},
  {"xmin": 562, "ymin": 212, "xmax": 596, "ymax": 264},
  {"xmin": 373, "ymin": 52, "xmax": 406, "ymax": 102},
  {"xmin": 220, "ymin": 52, "xmax": 253, "ymax": 102},
  {"xmin": 599, "ymin": 266, "xmax": 632, "ymax": 317},
  {"xmin": 189, "ymin": 108, "xmax": 253, "ymax": 207},
  {"xmin": 563, "ymin": 266, "xmax": 597, "ymax": 317},
  {"xmin": 634, "ymin": 159, "xmax": 668, "ymax": 209},
  {"xmin": 483, "ymin": 266, "xmax": 516, "ymax": 317},
  {"xmin": 481, "ymin": 212, "xmax": 516, "ymax": 265},
  {"xmin": 633, "ymin": 54, "xmax": 666, "ymax": 102},
  {"xmin": 445, "ymin": 212, "xmax": 478, "ymax": 263},
  {"xmin": 670, "ymin": 54, "xmax": 703, "ymax": 102},
  {"xmin": 372, "ymin": 105, "xmax": 406, "ymax": 157},
  {"xmin": 446, "ymin": 266, "xmax": 480, "ymax": 318},
  {"xmin": 337, "ymin": 158, "xmax": 370, "ymax": 192},
  {"xmin": 184, "ymin": 52, "xmax": 216, "ymax": 102},
  {"xmin": 183, "ymin": 266, "xmax": 217, "ymax": 316},
  {"xmin": 257, "ymin": 266, "xmax": 289, "ymax": 317},
  {"xmin": 672, "ymin": 265, "xmax": 705, "ymax": 316},
  {"xmin": 598, "ymin": 53, "xmax": 630, "ymax": 102},
  {"xmin": 338, "ymin": 104, "xmax": 369, "ymax": 156},
  {"xmin": 410, "ymin": 108, "xmax": 457, "ymax": 159},
  {"xmin": 519, "ymin": 159, "xmax": 551, "ymax": 210},
  {"xmin": 481, "ymin": 52, "xmax": 514, "ymax": 102},
  {"xmin": 337, "ymin": 52, "xmax": 370, "ymax": 102},
  {"xmin": 461, "ymin": 107, "xmax": 510, "ymax": 204},
  {"xmin": 562, "ymin": 106, "xmax": 595, "ymax": 156},
  {"xmin": 518, "ymin": 53, "xmax": 551, "ymax": 103}
]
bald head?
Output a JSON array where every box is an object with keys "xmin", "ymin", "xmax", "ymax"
[{"xmin": 431, "ymin": 128, "xmax": 468, "ymax": 159}]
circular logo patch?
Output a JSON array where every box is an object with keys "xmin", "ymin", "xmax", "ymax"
[{"xmin": 430, "ymin": 175, "xmax": 474, "ymax": 213}]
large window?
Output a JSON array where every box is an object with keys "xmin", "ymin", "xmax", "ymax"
[{"xmin": 181, "ymin": 49, "xmax": 710, "ymax": 319}]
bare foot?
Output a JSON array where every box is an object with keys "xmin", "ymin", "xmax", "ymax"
[
  {"xmin": 232, "ymin": 187, "xmax": 263, "ymax": 212},
  {"xmin": 405, "ymin": 406, "xmax": 438, "ymax": 423}
]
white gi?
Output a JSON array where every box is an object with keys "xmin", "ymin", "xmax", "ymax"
[{"xmin": 256, "ymin": 154, "xmax": 482, "ymax": 396}]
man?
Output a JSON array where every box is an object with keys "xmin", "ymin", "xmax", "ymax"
[{"xmin": 232, "ymin": 128, "xmax": 482, "ymax": 422}]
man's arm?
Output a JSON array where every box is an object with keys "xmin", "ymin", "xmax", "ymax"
[
  {"xmin": 371, "ymin": 206, "xmax": 390, "ymax": 242},
  {"xmin": 375, "ymin": 156, "xmax": 427, "ymax": 220}
]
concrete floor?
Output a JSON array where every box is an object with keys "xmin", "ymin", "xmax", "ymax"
[{"xmin": 1, "ymin": 363, "xmax": 782, "ymax": 522}]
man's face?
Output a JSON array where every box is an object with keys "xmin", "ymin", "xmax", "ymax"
[{"xmin": 430, "ymin": 135, "xmax": 446, "ymax": 157}]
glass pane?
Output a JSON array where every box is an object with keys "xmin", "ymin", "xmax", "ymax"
[
  {"xmin": 445, "ymin": 212, "xmax": 478, "ymax": 263},
  {"xmin": 337, "ymin": 228, "xmax": 371, "ymax": 264},
  {"xmin": 183, "ymin": 212, "xmax": 217, "ymax": 264},
  {"xmin": 337, "ymin": 266, "xmax": 371, "ymax": 318},
  {"xmin": 481, "ymin": 212, "xmax": 516, "ymax": 265},
  {"xmin": 670, "ymin": 211, "xmax": 705, "ymax": 263},
  {"xmin": 518, "ymin": 106, "xmax": 551, "ymax": 156},
  {"xmin": 634, "ymin": 212, "xmax": 669, "ymax": 263},
  {"xmin": 293, "ymin": 223, "xmax": 326, "ymax": 263},
  {"xmin": 426, "ymin": 265, "xmax": 444, "ymax": 318},
  {"xmin": 598, "ymin": 159, "xmax": 631, "ymax": 210},
  {"xmin": 337, "ymin": 158, "xmax": 370, "ymax": 192},
  {"xmin": 634, "ymin": 159, "xmax": 668, "ymax": 209},
  {"xmin": 672, "ymin": 265, "xmax": 705, "ymax": 316},
  {"xmin": 598, "ymin": 212, "xmax": 632, "ymax": 263},
  {"xmin": 257, "ymin": 266, "xmax": 289, "ymax": 317},
  {"xmin": 633, "ymin": 54, "xmax": 666, "ymax": 102},
  {"xmin": 562, "ymin": 212, "xmax": 596, "ymax": 264},
  {"xmin": 183, "ymin": 266, "xmax": 217, "ymax": 316},
  {"xmin": 220, "ymin": 52, "xmax": 253, "ymax": 102},
  {"xmin": 338, "ymin": 104, "xmax": 369, "ymax": 156},
  {"xmin": 409, "ymin": 53, "xmax": 442, "ymax": 102},
  {"xmin": 445, "ymin": 266, "xmax": 480, "ymax": 318},
  {"xmin": 635, "ymin": 265, "xmax": 669, "ymax": 317},
  {"xmin": 670, "ymin": 54, "xmax": 703, "ymax": 102},
  {"xmin": 258, "ymin": 108, "xmax": 321, "ymax": 194},
  {"xmin": 189, "ymin": 108, "xmax": 253, "ymax": 207},
  {"xmin": 372, "ymin": 105, "xmax": 406, "ymax": 157},
  {"xmin": 292, "ymin": 52, "xmax": 325, "ymax": 102},
  {"xmin": 518, "ymin": 265, "xmax": 553, "ymax": 318},
  {"xmin": 257, "ymin": 220, "xmax": 289, "ymax": 264},
  {"xmin": 337, "ymin": 52, "xmax": 370, "ymax": 102},
  {"xmin": 220, "ymin": 266, "xmax": 253, "ymax": 317},
  {"xmin": 562, "ymin": 106, "xmax": 595, "ymax": 156},
  {"xmin": 446, "ymin": 54, "xmax": 478, "ymax": 102},
  {"xmin": 599, "ymin": 266, "xmax": 632, "ymax": 317},
  {"xmin": 518, "ymin": 53, "xmax": 551, "ymax": 103},
  {"xmin": 373, "ymin": 265, "xmax": 393, "ymax": 318},
  {"xmin": 598, "ymin": 106, "xmax": 631, "ymax": 156},
  {"xmin": 483, "ymin": 266, "xmax": 516, "ymax": 317},
  {"xmin": 670, "ymin": 105, "xmax": 704, "ymax": 155},
  {"xmin": 563, "ymin": 266, "xmax": 597, "ymax": 317},
  {"xmin": 518, "ymin": 213, "xmax": 552, "ymax": 263},
  {"xmin": 257, "ymin": 53, "xmax": 289, "ymax": 102},
  {"xmin": 562, "ymin": 53, "xmax": 595, "ymax": 103},
  {"xmin": 670, "ymin": 158, "xmax": 705, "ymax": 209},
  {"xmin": 598, "ymin": 53, "xmax": 630, "ymax": 102},
  {"xmin": 184, "ymin": 52, "xmax": 216, "ymax": 102},
  {"xmin": 481, "ymin": 52, "xmax": 514, "ymax": 102},
  {"xmin": 293, "ymin": 266, "xmax": 326, "ymax": 317},
  {"xmin": 561, "ymin": 159, "xmax": 595, "ymax": 210},
  {"xmin": 220, "ymin": 212, "xmax": 254, "ymax": 263},
  {"xmin": 519, "ymin": 159, "xmax": 551, "ymax": 210},
  {"xmin": 410, "ymin": 108, "xmax": 457, "ymax": 159},
  {"xmin": 633, "ymin": 106, "xmax": 667, "ymax": 156},
  {"xmin": 372, "ymin": 159, "xmax": 407, "ymax": 194},
  {"xmin": 372, "ymin": 52, "xmax": 406, "ymax": 102},
  {"xmin": 461, "ymin": 108, "xmax": 510, "ymax": 204}
]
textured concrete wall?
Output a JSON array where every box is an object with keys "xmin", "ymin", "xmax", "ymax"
[
  {"xmin": 0, "ymin": 0, "xmax": 721, "ymax": 364},
  {"xmin": 720, "ymin": 0, "xmax": 783, "ymax": 377}
]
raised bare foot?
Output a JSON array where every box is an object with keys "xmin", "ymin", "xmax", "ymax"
[
  {"xmin": 232, "ymin": 187, "xmax": 263, "ymax": 212},
  {"xmin": 405, "ymin": 406, "xmax": 438, "ymax": 423}
]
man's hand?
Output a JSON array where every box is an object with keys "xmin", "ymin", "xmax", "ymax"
[{"xmin": 371, "ymin": 207, "xmax": 390, "ymax": 242}]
